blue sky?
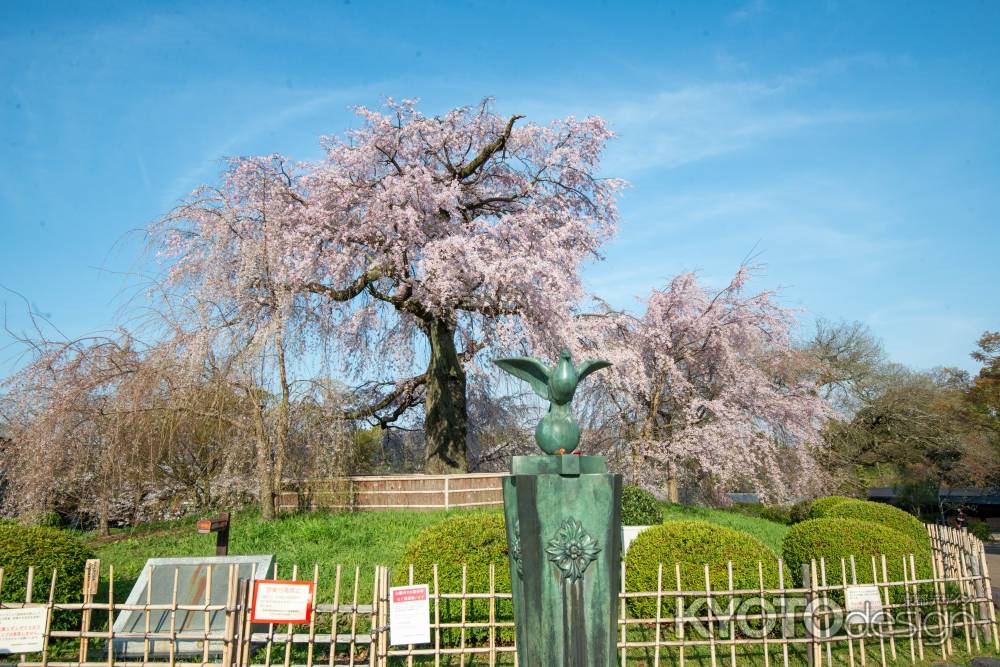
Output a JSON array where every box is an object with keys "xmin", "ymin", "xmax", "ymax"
[{"xmin": 1, "ymin": 0, "xmax": 998, "ymax": 375}]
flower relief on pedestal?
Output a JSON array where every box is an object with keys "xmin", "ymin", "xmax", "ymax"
[
  {"xmin": 545, "ymin": 518, "xmax": 601, "ymax": 581},
  {"xmin": 510, "ymin": 519, "xmax": 523, "ymax": 576}
]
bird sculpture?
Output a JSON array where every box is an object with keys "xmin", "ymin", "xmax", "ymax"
[{"xmin": 494, "ymin": 349, "xmax": 611, "ymax": 455}]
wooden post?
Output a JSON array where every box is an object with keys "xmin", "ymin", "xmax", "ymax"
[
  {"xmin": 222, "ymin": 566, "xmax": 237, "ymax": 667},
  {"xmin": 79, "ymin": 559, "xmax": 100, "ymax": 663},
  {"xmin": 802, "ymin": 562, "xmax": 814, "ymax": 667},
  {"xmin": 233, "ymin": 578, "xmax": 251, "ymax": 667},
  {"xmin": 197, "ymin": 512, "xmax": 231, "ymax": 555}
]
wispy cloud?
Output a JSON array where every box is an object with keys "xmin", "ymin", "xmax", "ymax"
[
  {"xmin": 510, "ymin": 56, "xmax": 899, "ymax": 177},
  {"xmin": 164, "ymin": 85, "xmax": 376, "ymax": 204},
  {"xmin": 727, "ymin": 0, "xmax": 769, "ymax": 25}
]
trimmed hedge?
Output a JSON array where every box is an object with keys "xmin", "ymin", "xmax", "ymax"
[
  {"xmin": 808, "ymin": 495, "xmax": 856, "ymax": 518},
  {"xmin": 395, "ymin": 512, "xmax": 511, "ymax": 642},
  {"xmin": 625, "ymin": 520, "xmax": 778, "ymax": 618},
  {"xmin": 781, "ymin": 517, "xmax": 932, "ymax": 588},
  {"xmin": 0, "ymin": 523, "xmax": 94, "ymax": 629},
  {"xmin": 621, "ymin": 485, "xmax": 663, "ymax": 525},
  {"xmin": 968, "ymin": 520, "xmax": 992, "ymax": 542},
  {"xmin": 823, "ymin": 499, "xmax": 931, "ymax": 551}
]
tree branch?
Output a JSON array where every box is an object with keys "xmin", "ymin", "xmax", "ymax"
[
  {"xmin": 456, "ymin": 115, "xmax": 524, "ymax": 179},
  {"xmin": 302, "ymin": 267, "xmax": 382, "ymax": 302},
  {"xmin": 342, "ymin": 373, "xmax": 427, "ymax": 421}
]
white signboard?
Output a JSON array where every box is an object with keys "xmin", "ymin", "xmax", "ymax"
[
  {"xmin": 0, "ymin": 607, "xmax": 47, "ymax": 654},
  {"xmin": 845, "ymin": 584, "xmax": 884, "ymax": 624},
  {"xmin": 389, "ymin": 585, "xmax": 431, "ymax": 646},
  {"xmin": 251, "ymin": 580, "xmax": 315, "ymax": 624}
]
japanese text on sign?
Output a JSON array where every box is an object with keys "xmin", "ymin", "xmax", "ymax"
[
  {"xmin": 0, "ymin": 608, "xmax": 47, "ymax": 655},
  {"xmin": 251, "ymin": 580, "xmax": 315, "ymax": 624},
  {"xmin": 389, "ymin": 585, "xmax": 430, "ymax": 646}
]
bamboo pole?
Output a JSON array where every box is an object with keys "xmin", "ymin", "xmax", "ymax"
[
  {"xmin": 705, "ymin": 564, "xmax": 718, "ymax": 667},
  {"xmin": 870, "ymin": 556, "xmax": 887, "ymax": 667},
  {"xmin": 841, "ymin": 558, "xmax": 856, "ymax": 667},
  {"xmin": 307, "ymin": 564, "xmax": 319, "ymax": 667},
  {"xmin": 727, "ymin": 561, "xmax": 737, "ymax": 667},
  {"xmin": 79, "ymin": 559, "xmax": 100, "ymax": 663},
  {"xmin": 677, "ymin": 563, "xmax": 686, "ymax": 667},
  {"xmin": 978, "ymin": 546, "xmax": 1000, "ymax": 651},
  {"xmin": 880, "ymin": 554, "xmax": 897, "ymax": 662},
  {"xmin": 758, "ymin": 561, "xmax": 770, "ymax": 667},
  {"xmin": 40, "ymin": 569, "xmax": 56, "ymax": 667},
  {"xmin": 652, "ymin": 563, "xmax": 663, "ymax": 667},
  {"xmin": 330, "ymin": 564, "xmax": 341, "ymax": 667},
  {"xmin": 433, "ymin": 564, "xmax": 441, "ymax": 667},
  {"xmin": 777, "ymin": 560, "xmax": 789, "ymax": 667},
  {"xmin": 348, "ymin": 566, "xmax": 360, "ymax": 667},
  {"xmin": 169, "ymin": 567, "xmax": 179, "ymax": 667}
]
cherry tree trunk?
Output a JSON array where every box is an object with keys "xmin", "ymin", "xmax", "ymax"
[
  {"xmin": 253, "ymin": 400, "xmax": 276, "ymax": 520},
  {"xmin": 423, "ymin": 318, "xmax": 468, "ymax": 473}
]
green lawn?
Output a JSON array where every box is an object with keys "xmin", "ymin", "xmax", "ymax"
[
  {"xmin": 87, "ymin": 507, "xmax": 479, "ymax": 598},
  {"xmin": 88, "ymin": 504, "xmax": 788, "ymax": 573},
  {"xmin": 81, "ymin": 503, "xmax": 789, "ymax": 600}
]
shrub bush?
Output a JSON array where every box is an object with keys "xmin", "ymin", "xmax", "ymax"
[
  {"xmin": 823, "ymin": 499, "xmax": 931, "ymax": 550},
  {"xmin": 0, "ymin": 523, "xmax": 94, "ymax": 629},
  {"xmin": 621, "ymin": 485, "xmax": 663, "ymax": 525},
  {"xmin": 395, "ymin": 512, "xmax": 511, "ymax": 643},
  {"xmin": 781, "ymin": 518, "xmax": 932, "ymax": 588},
  {"xmin": 808, "ymin": 495, "xmax": 855, "ymax": 518},
  {"xmin": 624, "ymin": 520, "xmax": 778, "ymax": 618},
  {"xmin": 968, "ymin": 520, "xmax": 992, "ymax": 542},
  {"xmin": 789, "ymin": 499, "xmax": 813, "ymax": 524}
]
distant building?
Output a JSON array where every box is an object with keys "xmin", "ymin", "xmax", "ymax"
[{"xmin": 867, "ymin": 487, "xmax": 1000, "ymax": 530}]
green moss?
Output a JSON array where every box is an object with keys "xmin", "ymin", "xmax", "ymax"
[{"xmin": 621, "ymin": 485, "xmax": 663, "ymax": 525}]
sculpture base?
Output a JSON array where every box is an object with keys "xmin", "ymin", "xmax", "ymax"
[{"xmin": 503, "ymin": 455, "xmax": 622, "ymax": 667}]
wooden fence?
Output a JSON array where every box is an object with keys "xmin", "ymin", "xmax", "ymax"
[
  {"xmin": 0, "ymin": 525, "xmax": 996, "ymax": 666},
  {"xmin": 277, "ymin": 474, "xmax": 505, "ymax": 513}
]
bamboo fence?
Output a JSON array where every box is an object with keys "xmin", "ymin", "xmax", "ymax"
[
  {"xmin": 0, "ymin": 524, "xmax": 995, "ymax": 667},
  {"xmin": 277, "ymin": 475, "xmax": 505, "ymax": 513}
]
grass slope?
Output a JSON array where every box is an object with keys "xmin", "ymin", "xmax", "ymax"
[
  {"xmin": 82, "ymin": 503, "xmax": 788, "ymax": 599},
  {"xmin": 660, "ymin": 503, "xmax": 789, "ymax": 554},
  {"xmin": 89, "ymin": 508, "xmax": 481, "ymax": 599}
]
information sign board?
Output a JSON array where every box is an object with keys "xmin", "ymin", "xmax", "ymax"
[
  {"xmin": 0, "ymin": 608, "xmax": 47, "ymax": 655},
  {"xmin": 389, "ymin": 585, "xmax": 431, "ymax": 646},
  {"xmin": 251, "ymin": 580, "xmax": 315, "ymax": 624},
  {"xmin": 845, "ymin": 584, "xmax": 884, "ymax": 624}
]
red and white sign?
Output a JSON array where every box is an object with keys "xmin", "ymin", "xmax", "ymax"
[
  {"xmin": 389, "ymin": 584, "xmax": 430, "ymax": 645},
  {"xmin": 251, "ymin": 580, "xmax": 315, "ymax": 624},
  {"xmin": 0, "ymin": 607, "xmax": 47, "ymax": 654}
]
